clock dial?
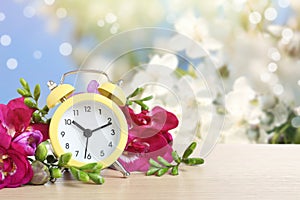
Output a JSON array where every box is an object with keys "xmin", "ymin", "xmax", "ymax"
[{"xmin": 57, "ymin": 99, "xmax": 121, "ymax": 163}]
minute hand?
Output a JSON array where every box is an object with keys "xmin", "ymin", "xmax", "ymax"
[{"xmin": 91, "ymin": 122, "xmax": 112, "ymax": 133}]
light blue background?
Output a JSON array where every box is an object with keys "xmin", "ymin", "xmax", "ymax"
[{"xmin": 0, "ymin": 1, "xmax": 75, "ymax": 104}]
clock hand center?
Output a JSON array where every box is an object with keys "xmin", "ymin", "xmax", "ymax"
[
  {"xmin": 91, "ymin": 122, "xmax": 112, "ymax": 133},
  {"xmin": 83, "ymin": 129, "xmax": 93, "ymax": 138},
  {"xmin": 72, "ymin": 119, "xmax": 93, "ymax": 137}
]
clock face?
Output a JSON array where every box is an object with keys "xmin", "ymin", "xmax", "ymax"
[{"xmin": 49, "ymin": 93, "xmax": 127, "ymax": 167}]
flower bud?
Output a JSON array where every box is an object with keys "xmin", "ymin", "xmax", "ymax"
[
  {"xmin": 79, "ymin": 163, "xmax": 103, "ymax": 172},
  {"xmin": 50, "ymin": 168, "xmax": 62, "ymax": 179},
  {"xmin": 24, "ymin": 97, "xmax": 37, "ymax": 109},
  {"xmin": 30, "ymin": 161, "xmax": 50, "ymax": 185},
  {"xmin": 88, "ymin": 173, "xmax": 105, "ymax": 184},
  {"xmin": 78, "ymin": 171, "xmax": 90, "ymax": 182},
  {"xmin": 35, "ymin": 142, "xmax": 48, "ymax": 161},
  {"xmin": 171, "ymin": 165, "xmax": 179, "ymax": 176},
  {"xmin": 58, "ymin": 152, "xmax": 72, "ymax": 167},
  {"xmin": 182, "ymin": 142, "xmax": 197, "ymax": 159},
  {"xmin": 34, "ymin": 84, "xmax": 41, "ymax": 101}
]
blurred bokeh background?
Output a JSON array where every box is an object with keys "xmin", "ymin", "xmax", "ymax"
[{"xmin": 1, "ymin": 0, "xmax": 300, "ymax": 145}]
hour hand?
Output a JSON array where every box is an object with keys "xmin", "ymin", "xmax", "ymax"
[
  {"xmin": 91, "ymin": 122, "xmax": 112, "ymax": 133},
  {"xmin": 72, "ymin": 120, "xmax": 86, "ymax": 132}
]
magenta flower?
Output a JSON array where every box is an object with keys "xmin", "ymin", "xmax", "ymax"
[
  {"xmin": 12, "ymin": 131, "xmax": 43, "ymax": 156},
  {"xmin": 0, "ymin": 97, "xmax": 34, "ymax": 137},
  {"xmin": 0, "ymin": 124, "xmax": 12, "ymax": 150},
  {"xmin": 0, "ymin": 145, "xmax": 33, "ymax": 189},
  {"xmin": 29, "ymin": 123, "xmax": 49, "ymax": 141},
  {"xmin": 0, "ymin": 97, "xmax": 49, "ymax": 150},
  {"xmin": 118, "ymin": 106, "xmax": 179, "ymax": 172},
  {"xmin": 0, "ymin": 127, "xmax": 33, "ymax": 189}
]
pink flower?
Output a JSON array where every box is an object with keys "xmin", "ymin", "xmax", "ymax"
[
  {"xmin": 0, "ymin": 108, "xmax": 34, "ymax": 188},
  {"xmin": 29, "ymin": 123, "xmax": 49, "ymax": 141},
  {"xmin": 87, "ymin": 80, "xmax": 100, "ymax": 93},
  {"xmin": 12, "ymin": 131, "xmax": 43, "ymax": 156},
  {"xmin": 0, "ymin": 97, "xmax": 49, "ymax": 152},
  {"xmin": 0, "ymin": 145, "xmax": 33, "ymax": 189},
  {"xmin": 0, "ymin": 97, "xmax": 34, "ymax": 137},
  {"xmin": 0, "ymin": 124, "xmax": 12, "ymax": 150},
  {"xmin": 118, "ymin": 106, "xmax": 179, "ymax": 172}
]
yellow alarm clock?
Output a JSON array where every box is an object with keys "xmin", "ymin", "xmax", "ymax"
[{"xmin": 46, "ymin": 69, "xmax": 129, "ymax": 176}]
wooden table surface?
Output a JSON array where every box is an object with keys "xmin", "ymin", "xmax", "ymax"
[{"xmin": 1, "ymin": 144, "xmax": 300, "ymax": 200}]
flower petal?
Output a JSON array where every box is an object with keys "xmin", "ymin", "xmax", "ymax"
[
  {"xmin": 13, "ymin": 131, "xmax": 43, "ymax": 156},
  {"xmin": 6, "ymin": 149, "xmax": 33, "ymax": 187},
  {"xmin": 6, "ymin": 108, "xmax": 32, "ymax": 134},
  {"xmin": 150, "ymin": 106, "xmax": 179, "ymax": 132},
  {"xmin": 87, "ymin": 80, "xmax": 100, "ymax": 94},
  {"xmin": 29, "ymin": 123, "xmax": 49, "ymax": 141},
  {"xmin": 7, "ymin": 97, "xmax": 34, "ymax": 113},
  {"xmin": 0, "ymin": 124, "xmax": 11, "ymax": 149},
  {"xmin": 0, "ymin": 104, "xmax": 8, "ymax": 123},
  {"xmin": 118, "ymin": 144, "xmax": 173, "ymax": 172}
]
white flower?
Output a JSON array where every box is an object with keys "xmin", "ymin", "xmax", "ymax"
[
  {"xmin": 222, "ymin": 77, "xmax": 265, "ymax": 143},
  {"xmin": 170, "ymin": 13, "xmax": 223, "ymax": 59},
  {"xmin": 280, "ymin": 31, "xmax": 300, "ymax": 59},
  {"xmin": 225, "ymin": 77, "xmax": 261, "ymax": 123},
  {"xmin": 129, "ymin": 53, "xmax": 178, "ymax": 97}
]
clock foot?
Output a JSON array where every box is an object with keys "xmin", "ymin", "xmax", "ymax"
[{"xmin": 111, "ymin": 160, "xmax": 130, "ymax": 177}]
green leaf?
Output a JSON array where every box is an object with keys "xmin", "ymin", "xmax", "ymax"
[
  {"xmin": 172, "ymin": 151, "xmax": 181, "ymax": 164},
  {"xmin": 79, "ymin": 163, "xmax": 103, "ymax": 172},
  {"xmin": 70, "ymin": 167, "xmax": 80, "ymax": 180},
  {"xmin": 35, "ymin": 142, "xmax": 48, "ymax": 161},
  {"xmin": 157, "ymin": 156, "xmax": 172, "ymax": 167},
  {"xmin": 78, "ymin": 170, "xmax": 90, "ymax": 182},
  {"xmin": 149, "ymin": 158, "xmax": 162, "ymax": 168},
  {"xmin": 171, "ymin": 165, "xmax": 179, "ymax": 176},
  {"xmin": 58, "ymin": 152, "xmax": 72, "ymax": 167},
  {"xmin": 88, "ymin": 173, "xmax": 105, "ymax": 184},
  {"xmin": 157, "ymin": 168, "xmax": 169, "ymax": 177},
  {"xmin": 50, "ymin": 168, "xmax": 62, "ymax": 179},
  {"xmin": 24, "ymin": 97, "xmax": 37, "ymax": 109},
  {"xmin": 182, "ymin": 142, "xmax": 197, "ymax": 159},
  {"xmin": 34, "ymin": 84, "xmax": 41, "ymax": 101},
  {"xmin": 146, "ymin": 167, "xmax": 159, "ymax": 176},
  {"xmin": 182, "ymin": 158, "xmax": 204, "ymax": 166}
]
